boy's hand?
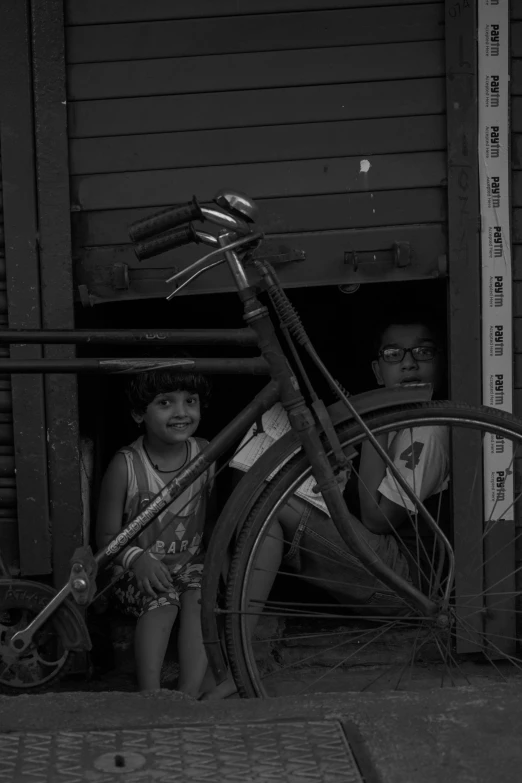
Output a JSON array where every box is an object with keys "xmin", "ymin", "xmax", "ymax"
[{"xmin": 130, "ymin": 552, "xmax": 173, "ymax": 598}]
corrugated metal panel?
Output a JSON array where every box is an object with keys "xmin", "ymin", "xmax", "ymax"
[
  {"xmin": 0, "ymin": 148, "xmax": 19, "ymax": 574},
  {"xmin": 64, "ymin": 0, "xmax": 448, "ymax": 304}
]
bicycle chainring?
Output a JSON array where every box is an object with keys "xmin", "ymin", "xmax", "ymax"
[{"xmin": 0, "ymin": 580, "xmax": 74, "ymax": 693}]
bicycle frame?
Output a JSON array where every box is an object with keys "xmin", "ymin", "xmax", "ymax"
[
  {"xmin": 6, "ymin": 191, "xmax": 451, "ymax": 671},
  {"xmin": 7, "ymin": 298, "xmax": 440, "ymax": 658}
]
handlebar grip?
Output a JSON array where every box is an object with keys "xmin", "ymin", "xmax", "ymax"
[
  {"xmin": 134, "ymin": 224, "xmax": 199, "ymax": 261},
  {"xmin": 128, "ymin": 197, "xmax": 203, "ymax": 242}
]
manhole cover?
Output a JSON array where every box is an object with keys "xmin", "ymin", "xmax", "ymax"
[{"xmin": 0, "ymin": 720, "xmax": 365, "ymax": 782}]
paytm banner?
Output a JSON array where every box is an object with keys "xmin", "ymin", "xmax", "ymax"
[{"xmin": 479, "ymin": 0, "xmax": 513, "ymax": 521}]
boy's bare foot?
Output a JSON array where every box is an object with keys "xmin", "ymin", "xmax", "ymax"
[{"xmin": 199, "ymin": 673, "xmax": 238, "ymax": 701}]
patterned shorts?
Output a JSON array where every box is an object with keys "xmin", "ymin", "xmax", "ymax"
[{"xmin": 111, "ymin": 559, "xmax": 204, "ymax": 619}]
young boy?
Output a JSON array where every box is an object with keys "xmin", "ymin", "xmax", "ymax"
[
  {"xmin": 96, "ymin": 368, "xmax": 214, "ymax": 695},
  {"xmin": 358, "ymin": 319, "xmax": 447, "ymax": 536},
  {"xmin": 204, "ymin": 317, "xmax": 447, "ymax": 699}
]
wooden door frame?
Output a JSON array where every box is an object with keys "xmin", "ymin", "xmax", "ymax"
[
  {"xmin": 445, "ymin": 0, "xmax": 502, "ymax": 648},
  {"xmin": 0, "ymin": 0, "xmax": 51, "ymax": 576},
  {"xmin": 31, "ymin": 0, "xmax": 83, "ymax": 586},
  {"xmin": 0, "ymin": 0, "xmax": 82, "ymax": 584}
]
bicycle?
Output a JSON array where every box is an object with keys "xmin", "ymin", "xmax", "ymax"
[{"xmin": 0, "ymin": 189, "xmax": 521, "ymax": 696}]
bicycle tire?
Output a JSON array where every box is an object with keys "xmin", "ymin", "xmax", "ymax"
[{"xmin": 224, "ymin": 401, "xmax": 522, "ymax": 698}]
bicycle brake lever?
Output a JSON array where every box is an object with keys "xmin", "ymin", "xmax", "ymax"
[
  {"xmin": 166, "ymin": 258, "xmax": 225, "ymax": 300},
  {"xmin": 165, "ymin": 232, "xmax": 264, "ymax": 286}
]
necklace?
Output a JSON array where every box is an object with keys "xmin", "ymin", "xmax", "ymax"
[{"xmin": 143, "ymin": 440, "xmax": 189, "ymax": 474}]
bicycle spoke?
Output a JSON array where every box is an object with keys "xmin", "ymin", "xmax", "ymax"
[
  {"xmin": 233, "ymin": 604, "xmax": 415, "ymax": 623},
  {"xmin": 250, "ymin": 627, "xmax": 394, "ymax": 646},
  {"xmin": 442, "ymin": 637, "xmax": 472, "ymax": 687},
  {"xmin": 354, "ymin": 463, "xmax": 438, "ymax": 592},
  {"xmin": 464, "ymin": 498, "xmax": 522, "ymax": 574},
  {"xmin": 452, "ymin": 631, "xmax": 512, "ymax": 682},
  {"xmin": 435, "ymin": 627, "xmax": 469, "ymax": 688},
  {"xmin": 259, "ymin": 617, "xmax": 403, "ymax": 686},
  {"xmin": 468, "ymin": 527, "xmax": 522, "ymax": 579},
  {"xmin": 362, "ymin": 621, "xmax": 432, "ymax": 692},
  {"xmin": 460, "ymin": 604, "xmax": 522, "ymax": 616},
  {"xmin": 251, "ymin": 563, "xmax": 412, "ymax": 609},
  {"xmin": 456, "ymin": 611, "xmax": 517, "ymax": 650},
  {"xmin": 456, "ymin": 595, "xmax": 521, "ymax": 618},
  {"xmin": 386, "ymin": 427, "xmax": 435, "ymax": 579},
  {"xmin": 289, "ymin": 618, "xmax": 407, "ymax": 695},
  {"xmin": 225, "ymin": 405, "xmax": 522, "ymax": 698},
  {"xmin": 457, "ymin": 444, "xmax": 520, "ymax": 574},
  {"xmin": 256, "ymin": 529, "xmax": 413, "ymax": 608},
  {"xmin": 456, "ymin": 615, "xmax": 522, "ymax": 671},
  {"xmin": 458, "ymin": 564, "xmax": 522, "ymax": 604}
]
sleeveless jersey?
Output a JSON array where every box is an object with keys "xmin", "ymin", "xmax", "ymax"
[{"xmin": 119, "ymin": 436, "xmax": 213, "ymax": 572}]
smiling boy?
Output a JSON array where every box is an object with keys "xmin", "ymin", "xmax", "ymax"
[{"xmin": 96, "ymin": 369, "xmax": 214, "ymax": 695}]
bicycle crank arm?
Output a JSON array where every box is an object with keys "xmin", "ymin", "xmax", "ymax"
[{"xmin": 8, "ymin": 581, "xmax": 74, "ymax": 654}]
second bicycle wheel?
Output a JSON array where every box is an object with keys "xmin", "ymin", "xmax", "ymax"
[{"xmin": 224, "ymin": 401, "xmax": 522, "ymax": 698}]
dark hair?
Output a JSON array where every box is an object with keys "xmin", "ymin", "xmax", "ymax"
[
  {"xmin": 124, "ymin": 367, "xmax": 212, "ymax": 415},
  {"xmin": 372, "ymin": 315, "xmax": 444, "ymax": 358}
]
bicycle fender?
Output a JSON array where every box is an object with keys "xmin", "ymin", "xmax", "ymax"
[
  {"xmin": 0, "ymin": 579, "xmax": 92, "ymax": 652},
  {"xmin": 328, "ymin": 383, "xmax": 433, "ymax": 424},
  {"xmin": 219, "ymin": 383, "xmax": 433, "ymax": 542},
  {"xmin": 201, "ymin": 383, "xmax": 432, "ymax": 683}
]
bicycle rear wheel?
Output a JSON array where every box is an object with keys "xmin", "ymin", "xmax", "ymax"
[{"xmin": 224, "ymin": 401, "xmax": 522, "ymax": 698}]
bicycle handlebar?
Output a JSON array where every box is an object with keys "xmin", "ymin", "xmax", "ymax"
[
  {"xmin": 127, "ymin": 190, "xmax": 263, "ymax": 295},
  {"xmin": 129, "ymin": 197, "xmax": 203, "ymax": 242},
  {"xmin": 165, "ymin": 232, "xmax": 264, "ymax": 286},
  {"xmin": 129, "ymin": 199, "xmax": 251, "ymax": 246},
  {"xmin": 134, "ymin": 224, "xmax": 200, "ymax": 261}
]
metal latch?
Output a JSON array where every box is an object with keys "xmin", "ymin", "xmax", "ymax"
[
  {"xmin": 344, "ymin": 250, "xmax": 360, "ymax": 272},
  {"xmin": 393, "ymin": 241, "xmax": 411, "ymax": 268}
]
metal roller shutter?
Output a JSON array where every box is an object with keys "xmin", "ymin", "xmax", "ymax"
[{"xmin": 65, "ymin": 0, "xmax": 448, "ymax": 305}]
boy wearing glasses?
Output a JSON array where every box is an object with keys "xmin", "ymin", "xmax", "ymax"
[
  {"xmin": 272, "ymin": 318, "xmax": 447, "ymax": 603},
  {"xmin": 358, "ymin": 320, "xmax": 447, "ymax": 534}
]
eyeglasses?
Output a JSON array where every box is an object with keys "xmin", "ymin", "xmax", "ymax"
[{"xmin": 378, "ymin": 345, "xmax": 438, "ymax": 364}]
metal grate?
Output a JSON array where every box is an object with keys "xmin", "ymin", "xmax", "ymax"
[{"xmin": 0, "ymin": 720, "xmax": 364, "ymax": 782}]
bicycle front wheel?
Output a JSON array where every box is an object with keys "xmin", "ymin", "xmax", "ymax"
[{"xmin": 224, "ymin": 401, "xmax": 522, "ymax": 698}]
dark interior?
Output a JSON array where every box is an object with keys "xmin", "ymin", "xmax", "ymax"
[{"xmin": 76, "ymin": 278, "xmax": 448, "ymax": 541}]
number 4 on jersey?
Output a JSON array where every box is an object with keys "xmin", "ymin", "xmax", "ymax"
[{"xmin": 399, "ymin": 441, "xmax": 424, "ymax": 470}]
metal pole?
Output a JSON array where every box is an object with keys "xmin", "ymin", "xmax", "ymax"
[
  {"xmin": 0, "ymin": 357, "xmax": 269, "ymax": 374},
  {"xmin": 0, "ymin": 328, "xmax": 257, "ymax": 346}
]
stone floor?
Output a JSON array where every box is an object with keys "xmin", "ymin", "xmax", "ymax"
[
  {"xmin": 2, "ymin": 681, "xmax": 522, "ymax": 782},
  {"xmin": 49, "ymin": 611, "xmax": 517, "ymax": 699}
]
